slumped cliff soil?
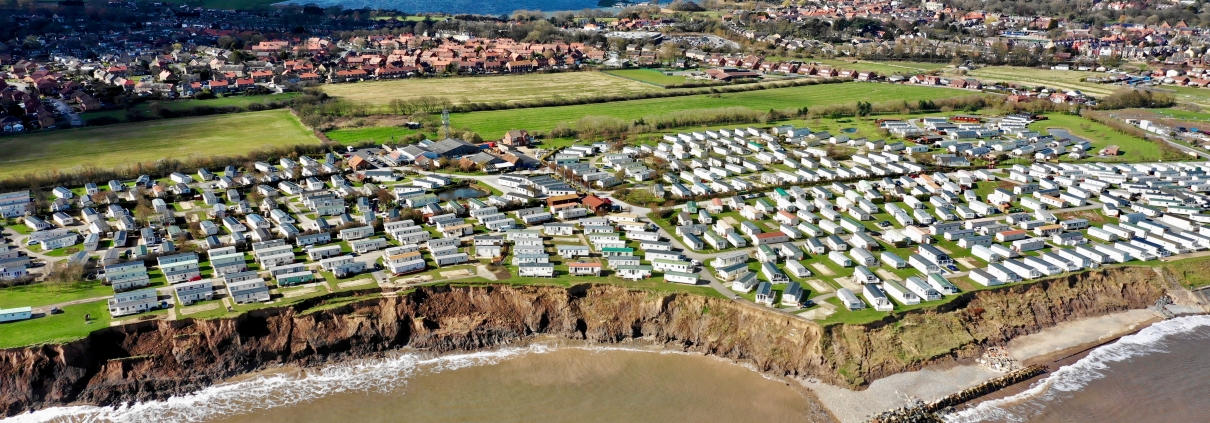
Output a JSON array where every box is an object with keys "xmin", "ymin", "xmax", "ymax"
[{"xmin": 0, "ymin": 266, "xmax": 1175, "ymax": 416}]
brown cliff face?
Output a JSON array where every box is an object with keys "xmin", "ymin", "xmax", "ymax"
[{"xmin": 0, "ymin": 266, "xmax": 1175, "ymax": 417}]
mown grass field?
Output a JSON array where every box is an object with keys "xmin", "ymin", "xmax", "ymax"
[
  {"xmin": 0, "ymin": 301, "xmax": 112, "ymax": 349},
  {"xmin": 325, "ymin": 126, "xmax": 420, "ymax": 145},
  {"xmin": 0, "ymin": 110, "xmax": 319, "ymax": 179},
  {"xmin": 1029, "ymin": 113, "xmax": 1162, "ymax": 161},
  {"xmin": 446, "ymin": 83, "xmax": 967, "ymax": 138},
  {"xmin": 80, "ymin": 93, "xmax": 300, "ymax": 123},
  {"xmin": 603, "ymin": 68, "xmax": 691, "ymax": 86},
  {"xmin": 322, "ymin": 72, "xmax": 663, "ymax": 107}
]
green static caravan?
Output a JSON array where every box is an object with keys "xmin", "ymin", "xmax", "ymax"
[{"xmin": 276, "ymin": 271, "xmax": 316, "ymax": 286}]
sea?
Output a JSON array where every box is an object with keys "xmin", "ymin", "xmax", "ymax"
[
  {"xmin": 7, "ymin": 315, "xmax": 1210, "ymax": 423},
  {"xmin": 273, "ymin": 0, "xmax": 609, "ymax": 16}
]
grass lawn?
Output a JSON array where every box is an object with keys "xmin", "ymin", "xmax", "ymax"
[
  {"xmin": 1161, "ymin": 255, "xmax": 1210, "ymax": 288},
  {"xmin": 0, "ymin": 282, "xmax": 113, "ymax": 308},
  {"xmin": 1151, "ymin": 107, "xmax": 1210, "ymax": 123},
  {"xmin": 0, "ymin": 301, "xmax": 111, "ymax": 348},
  {"xmin": 321, "ymin": 72, "xmax": 662, "ymax": 108},
  {"xmin": 603, "ymin": 69, "xmax": 690, "ymax": 86},
  {"xmin": 0, "ymin": 110, "xmax": 320, "ymax": 180},
  {"xmin": 325, "ymin": 126, "xmax": 419, "ymax": 145},
  {"xmin": 5, "ymin": 223, "xmax": 32, "ymax": 235},
  {"xmin": 1029, "ymin": 113, "xmax": 1162, "ymax": 162},
  {"xmin": 79, "ymin": 93, "xmax": 300, "ymax": 123},
  {"xmin": 443, "ymin": 83, "xmax": 967, "ymax": 139}
]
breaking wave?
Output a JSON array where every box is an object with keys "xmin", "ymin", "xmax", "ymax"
[
  {"xmin": 3, "ymin": 343, "xmax": 563, "ymax": 423},
  {"xmin": 943, "ymin": 314, "xmax": 1210, "ymax": 423},
  {"xmin": 2, "ymin": 342, "xmax": 747, "ymax": 423}
]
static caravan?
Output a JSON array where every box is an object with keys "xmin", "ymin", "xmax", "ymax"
[
  {"xmin": 970, "ymin": 244, "xmax": 1001, "ymax": 263},
  {"xmin": 852, "ymin": 266, "xmax": 879, "ymax": 284},
  {"xmin": 785, "ymin": 260, "xmax": 812, "ymax": 278},
  {"xmin": 861, "ymin": 284, "xmax": 894, "ymax": 312},
  {"xmin": 926, "ymin": 273, "xmax": 960, "ymax": 295},
  {"xmin": 988, "ymin": 243, "xmax": 1017, "ymax": 259},
  {"xmin": 1002, "ymin": 259, "xmax": 1041, "ymax": 280},
  {"xmin": 908, "ymin": 254, "xmax": 940, "ymax": 273},
  {"xmin": 1023, "ymin": 256, "xmax": 1062, "ymax": 276},
  {"xmin": 968, "ymin": 268, "xmax": 1002, "ymax": 287},
  {"xmin": 987, "ymin": 262, "xmax": 1022, "ymax": 283},
  {"xmin": 828, "ymin": 251, "xmax": 853, "ymax": 267},
  {"xmin": 761, "ymin": 262, "xmax": 789, "ymax": 283},
  {"xmin": 1040, "ymin": 251, "xmax": 1080, "ymax": 272},
  {"xmin": 755, "ymin": 282, "xmax": 775, "ymax": 306},
  {"xmin": 881, "ymin": 251, "xmax": 907, "ymax": 268},
  {"xmin": 732, "ymin": 272, "xmax": 759, "ymax": 292},
  {"xmin": 836, "ymin": 288, "xmax": 865, "ymax": 310},
  {"xmin": 904, "ymin": 276, "xmax": 942, "ymax": 301},
  {"xmin": 882, "ymin": 280, "xmax": 920, "ymax": 305}
]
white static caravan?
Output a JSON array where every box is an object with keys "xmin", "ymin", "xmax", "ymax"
[
  {"xmin": 968, "ymin": 268, "xmax": 1002, "ymax": 287},
  {"xmin": 881, "ymin": 251, "xmax": 907, "ymax": 268},
  {"xmin": 1091, "ymin": 243, "xmax": 1131, "ymax": 263},
  {"xmin": 987, "ymin": 262, "xmax": 1022, "ymax": 283},
  {"xmin": 988, "ymin": 243, "xmax": 1017, "ymax": 259},
  {"xmin": 836, "ymin": 288, "xmax": 865, "ymax": 310},
  {"xmin": 1057, "ymin": 248, "xmax": 1098, "ymax": 269},
  {"xmin": 882, "ymin": 280, "xmax": 920, "ymax": 305},
  {"xmin": 904, "ymin": 276, "xmax": 942, "ymax": 301},
  {"xmin": 908, "ymin": 254, "xmax": 940, "ymax": 273},
  {"xmin": 1002, "ymin": 259, "xmax": 1042, "ymax": 280},
  {"xmin": 1022, "ymin": 256, "xmax": 1062, "ymax": 276},
  {"xmin": 861, "ymin": 284, "xmax": 894, "ymax": 312},
  {"xmin": 828, "ymin": 251, "xmax": 853, "ymax": 267},
  {"xmin": 970, "ymin": 244, "xmax": 1002, "ymax": 263},
  {"xmin": 785, "ymin": 260, "xmax": 812, "ymax": 278}
]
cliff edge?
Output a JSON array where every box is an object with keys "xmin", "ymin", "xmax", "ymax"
[{"xmin": 0, "ymin": 266, "xmax": 1180, "ymax": 416}]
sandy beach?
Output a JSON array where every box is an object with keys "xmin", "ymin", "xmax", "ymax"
[{"xmin": 801, "ymin": 309, "xmax": 1166, "ymax": 423}]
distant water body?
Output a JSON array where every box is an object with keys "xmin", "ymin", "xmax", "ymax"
[
  {"xmin": 945, "ymin": 315, "xmax": 1210, "ymax": 423},
  {"xmin": 274, "ymin": 0, "xmax": 605, "ymax": 16}
]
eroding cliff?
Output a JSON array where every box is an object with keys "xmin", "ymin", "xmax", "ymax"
[{"xmin": 0, "ymin": 266, "xmax": 1178, "ymax": 416}]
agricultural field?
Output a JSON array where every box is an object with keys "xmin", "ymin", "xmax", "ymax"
[
  {"xmin": 79, "ymin": 93, "xmax": 300, "ymax": 123},
  {"xmin": 603, "ymin": 68, "xmax": 693, "ymax": 86},
  {"xmin": 321, "ymin": 72, "xmax": 663, "ymax": 108},
  {"xmin": 445, "ymin": 83, "xmax": 967, "ymax": 139},
  {"xmin": 964, "ymin": 66, "xmax": 1115, "ymax": 96},
  {"xmin": 0, "ymin": 110, "xmax": 320, "ymax": 180}
]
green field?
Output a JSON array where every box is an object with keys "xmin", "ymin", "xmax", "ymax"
[
  {"xmin": 444, "ymin": 83, "xmax": 966, "ymax": 138},
  {"xmin": 322, "ymin": 72, "xmax": 663, "ymax": 108},
  {"xmin": 0, "ymin": 282, "xmax": 112, "ymax": 308},
  {"xmin": 0, "ymin": 110, "xmax": 320, "ymax": 179},
  {"xmin": 603, "ymin": 69, "xmax": 691, "ymax": 86},
  {"xmin": 325, "ymin": 126, "xmax": 420, "ymax": 145},
  {"xmin": 0, "ymin": 301, "xmax": 113, "ymax": 348},
  {"xmin": 80, "ymin": 93, "xmax": 300, "ymax": 123},
  {"xmin": 1029, "ymin": 113, "xmax": 1162, "ymax": 161},
  {"xmin": 1150, "ymin": 107, "xmax": 1210, "ymax": 122}
]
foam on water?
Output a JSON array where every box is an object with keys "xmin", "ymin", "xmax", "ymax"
[
  {"xmin": 3, "ymin": 343, "xmax": 562, "ymax": 423},
  {"xmin": 2, "ymin": 342, "xmax": 754, "ymax": 423},
  {"xmin": 943, "ymin": 314, "xmax": 1210, "ymax": 423}
]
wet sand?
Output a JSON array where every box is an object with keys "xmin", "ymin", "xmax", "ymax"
[{"xmin": 801, "ymin": 309, "xmax": 1166, "ymax": 423}]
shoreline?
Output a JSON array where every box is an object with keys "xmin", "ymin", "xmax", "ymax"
[{"xmin": 801, "ymin": 308, "xmax": 1168, "ymax": 423}]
